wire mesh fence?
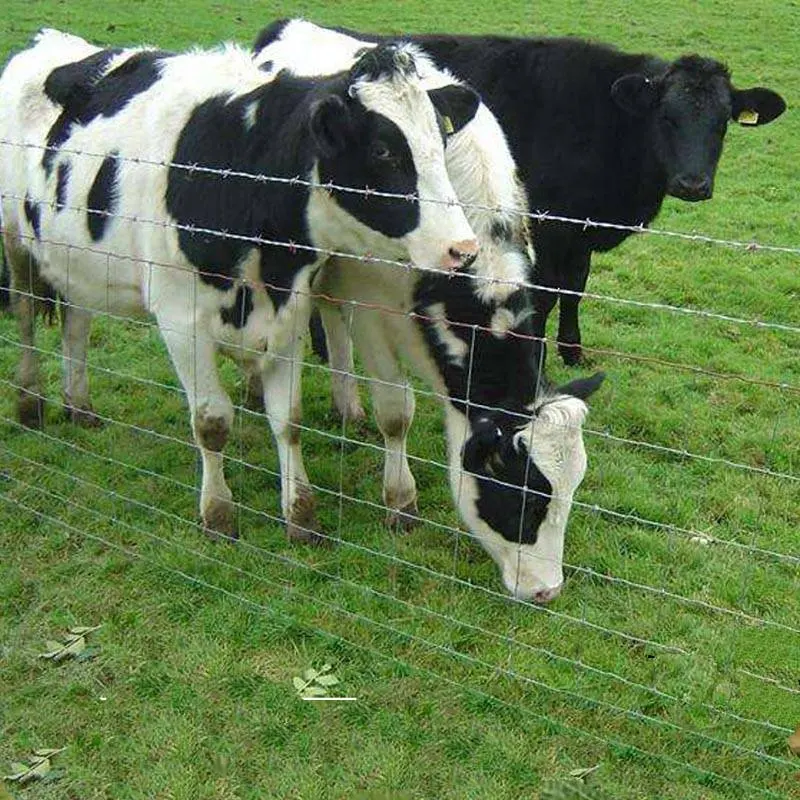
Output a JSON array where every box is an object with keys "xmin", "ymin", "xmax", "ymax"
[{"xmin": 1, "ymin": 138, "xmax": 798, "ymax": 797}]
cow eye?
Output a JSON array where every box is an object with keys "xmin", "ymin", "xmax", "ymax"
[{"xmin": 371, "ymin": 142, "xmax": 393, "ymax": 161}]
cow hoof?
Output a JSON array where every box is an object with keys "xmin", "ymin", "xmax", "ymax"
[
  {"xmin": 202, "ymin": 498, "xmax": 237, "ymax": 542},
  {"xmin": 287, "ymin": 520, "xmax": 327, "ymax": 546},
  {"xmin": 385, "ymin": 501, "xmax": 419, "ymax": 534},
  {"xmin": 286, "ymin": 491, "xmax": 327, "ymax": 546},
  {"xmin": 65, "ymin": 405, "xmax": 104, "ymax": 428},
  {"xmin": 558, "ymin": 343, "xmax": 584, "ymax": 366},
  {"xmin": 18, "ymin": 391, "xmax": 45, "ymax": 429}
]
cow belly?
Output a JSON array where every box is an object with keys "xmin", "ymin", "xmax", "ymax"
[{"xmin": 35, "ymin": 238, "xmax": 146, "ymax": 317}]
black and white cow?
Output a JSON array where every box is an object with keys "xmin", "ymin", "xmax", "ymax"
[
  {"xmin": 252, "ymin": 21, "xmax": 605, "ymax": 602},
  {"xmin": 255, "ymin": 22, "xmax": 786, "ymax": 365},
  {"xmin": 0, "ymin": 29, "xmax": 482, "ymax": 541}
]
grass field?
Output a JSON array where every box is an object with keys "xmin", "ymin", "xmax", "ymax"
[{"xmin": 1, "ymin": 1, "xmax": 799, "ymax": 798}]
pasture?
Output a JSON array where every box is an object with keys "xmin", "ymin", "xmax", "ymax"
[{"xmin": 1, "ymin": 0, "xmax": 798, "ymax": 798}]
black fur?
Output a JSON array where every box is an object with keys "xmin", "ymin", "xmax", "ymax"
[
  {"xmin": 43, "ymin": 48, "xmax": 171, "ymax": 175},
  {"xmin": 55, "ymin": 160, "xmax": 71, "ymax": 212},
  {"xmin": 263, "ymin": 28, "xmax": 785, "ymax": 365},
  {"xmin": 403, "ymin": 34, "xmax": 786, "ymax": 364},
  {"xmin": 220, "ymin": 285, "xmax": 255, "ymax": 329},
  {"xmin": 166, "ymin": 46, "xmax": 447, "ymax": 306},
  {"xmin": 412, "ymin": 268, "xmax": 560, "ymax": 543},
  {"xmin": 86, "ymin": 152, "xmax": 120, "ymax": 241},
  {"xmin": 23, "ymin": 194, "xmax": 41, "ymax": 239},
  {"xmin": 0, "ymin": 244, "xmax": 9, "ymax": 310}
]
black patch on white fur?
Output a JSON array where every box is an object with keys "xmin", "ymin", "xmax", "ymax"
[
  {"xmin": 167, "ymin": 67, "xmax": 425, "ymax": 304},
  {"xmin": 43, "ymin": 48, "xmax": 172, "ymax": 175},
  {"xmin": 55, "ymin": 161, "xmax": 71, "ymax": 212},
  {"xmin": 412, "ymin": 267, "xmax": 554, "ymax": 544},
  {"xmin": 87, "ymin": 152, "xmax": 119, "ymax": 241},
  {"xmin": 23, "ymin": 194, "xmax": 41, "ymax": 239},
  {"xmin": 220, "ymin": 285, "xmax": 254, "ymax": 329}
]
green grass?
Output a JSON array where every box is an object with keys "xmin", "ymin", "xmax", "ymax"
[{"xmin": 1, "ymin": 1, "xmax": 799, "ymax": 798}]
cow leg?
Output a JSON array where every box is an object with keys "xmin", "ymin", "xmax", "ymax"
[
  {"xmin": 318, "ymin": 300, "xmax": 366, "ymax": 423},
  {"xmin": 241, "ymin": 364, "xmax": 264, "ymax": 413},
  {"xmin": 61, "ymin": 302, "xmax": 101, "ymax": 427},
  {"xmin": 160, "ymin": 320, "xmax": 235, "ymax": 539},
  {"xmin": 259, "ymin": 329, "xmax": 323, "ymax": 545},
  {"xmin": 349, "ymin": 315, "xmax": 417, "ymax": 532},
  {"xmin": 4, "ymin": 232, "xmax": 44, "ymax": 428},
  {"xmin": 556, "ymin": 250, "xmax": 591, "ymax": 366}
]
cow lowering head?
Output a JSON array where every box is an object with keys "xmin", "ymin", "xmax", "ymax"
[
  {"xmin": 456, "ymin": 372, "xmax": 605, "ymax": 602},
  {"xmin": 307, "ymin": 42, "xmax": 480, "ymax": 272},
  {"xmin": 611, "ymin": 55, "xmax": 785, "ymax": 201}
]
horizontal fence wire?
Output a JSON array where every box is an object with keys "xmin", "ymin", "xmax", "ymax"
[
  {"xmin": 1, "ymin": 135, "xmax": 798, "ymax": 797},
  {"xmin": 2, "ymin": 139, "xmax": 800, "ymax": 335},
  {"xmin": 3, "ymin": 374, "xmax": 799, "ymax": 574},
  {"xmin": 2, "ymin": 405, "xmax": 798, "ymax": 699},
  {"xmin": 0, "ymin": 487, "xmax": 793, "ymax": 799},
  {"xmin": 2, "ymin": 441, "xmax": 794, "ymax": 739}
]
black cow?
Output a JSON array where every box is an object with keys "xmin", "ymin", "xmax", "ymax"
[{"xmin": 255, "ymin": 24, "xmax": 786, "ymax": 364}]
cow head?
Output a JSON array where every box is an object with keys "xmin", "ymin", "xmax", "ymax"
[
  {"xmin": 454, "ymin": 371, "xmax": 605, "ymax": 602},
  {"xmin": 308, "ymin": 42, "xmax": 481, "ymax": 272},
  {"xmin": 611, "ymin": 55, "xmax": 785, "ymax": 201}
]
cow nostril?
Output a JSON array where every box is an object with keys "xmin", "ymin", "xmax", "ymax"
[{"xmin": 532, "ymin": 584, "xmax": 564, "ymax": 604}]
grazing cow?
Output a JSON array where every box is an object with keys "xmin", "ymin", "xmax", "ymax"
[
  {"xmin": 0, "ymin": 28, "xmax": 481, "ymax": 542},
  {"xmin": 255, "ymin": 22, "xmax": 786, "ymax": 365},
  {"xmin": 252, "ymin": 20, "xmax": 605, "ymax": 601}
]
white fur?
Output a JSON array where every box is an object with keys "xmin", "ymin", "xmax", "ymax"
[
  {"xmin": 0, "ymin": 28, "xmax": 477, "ymax": 537},
  {"xmin": 261, "ymin": 21, "xmax": 594, "ymax": 601}
]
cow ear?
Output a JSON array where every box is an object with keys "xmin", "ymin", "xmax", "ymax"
[
  {"xmin": 310, "ymin": 95, "xmax": 351, "ymax": 157},
  {"xmin": 731, "ymin": 87, "xmax": 786, "ymax": 126},
  {"xmin": 556, "ymin": 371, "xmax": 605, "ymax": 401},
  {"xmin": 428, "ymin": 85, "xmax": 480, "ymax": 135},
  {"xmin": 611, "ymin": 74, "xmax": 659, "ymax": 116}
]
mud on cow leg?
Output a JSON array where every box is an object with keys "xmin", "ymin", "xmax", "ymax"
[
  {"xmin": 196, "ymin": 408, "xmax": 236, "ymax": 540},
  {"xmin": 286, "ymin": 481, "xmax": 325, "ymax": 545}
]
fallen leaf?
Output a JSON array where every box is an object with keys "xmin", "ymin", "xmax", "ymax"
[
  {"xmin": 68, "ymin": 626, "xmax": 101, "ymax": 636},
  {"xmin": 39, "ymin": 626, "xmax": 100, "ymax": 662},
  {"xmin": 568, "ymin": 764, "xmax": 600, "ymax": 781},
  {"xmin": 788, "ymin": 724, "xmax": 800, "ymax": 756}
]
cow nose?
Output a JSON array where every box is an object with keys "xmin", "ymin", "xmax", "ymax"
[
  {"xmin": 671, "ymin": 174, "xmax": 712, "ymax": 201},
  {"xmin": 441, "ymin": 239, "xmax": 480, "ymax": 271},
  {"xmin": 531, "ymin": 583, "xmax": 563, "ymax": 604}
]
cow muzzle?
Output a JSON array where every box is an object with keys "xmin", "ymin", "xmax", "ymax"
[
  {"xmin": 440, "ymin": 238, "xmax": 480, "ymax": 272},
  {"xmin": 668, "ymin": 173, "xmax": 712, "ymax": 202}
]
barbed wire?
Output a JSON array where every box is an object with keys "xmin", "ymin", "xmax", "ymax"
[
  {"xmin": 3, "ymin": 178, "xmax": 800, "ymax": 337},
  {"xmin": 1, "ymin": 483, "xmax": 795, "ymax": 798},
  {"xmin": 3, "ymin": 136, "xmax": 800, "ymax": 258},
  {"xmin": 3, "ymin": 440, "xmax": 795, "ymax": 737},
  {"xmin": 1, "ymin": 135, "xmax": 798, "ymax": 797},
  {"xmin": 3, "ymin": 374, "xmax": 798, "ymax": 576},
  {"xmin": 3, "ymin": 409, "xmax": 798, "ymax": 700}
]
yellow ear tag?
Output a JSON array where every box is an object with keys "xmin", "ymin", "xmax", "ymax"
[
  {"xmin": 737, "ymin": 108, "xmax": 759, "ymax": 125},
  {"xmin": 442, "ymin": 115, "xmax": 455, "ymax": 135}
]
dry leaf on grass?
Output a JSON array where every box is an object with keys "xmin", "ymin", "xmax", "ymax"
[
  {"xmin": 4, "ymin": 748, "xmax": 66, "ymax": 785},
  {"xmin": 39, "ymin": 625, "xmax": 101, "ymax": 663}
]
